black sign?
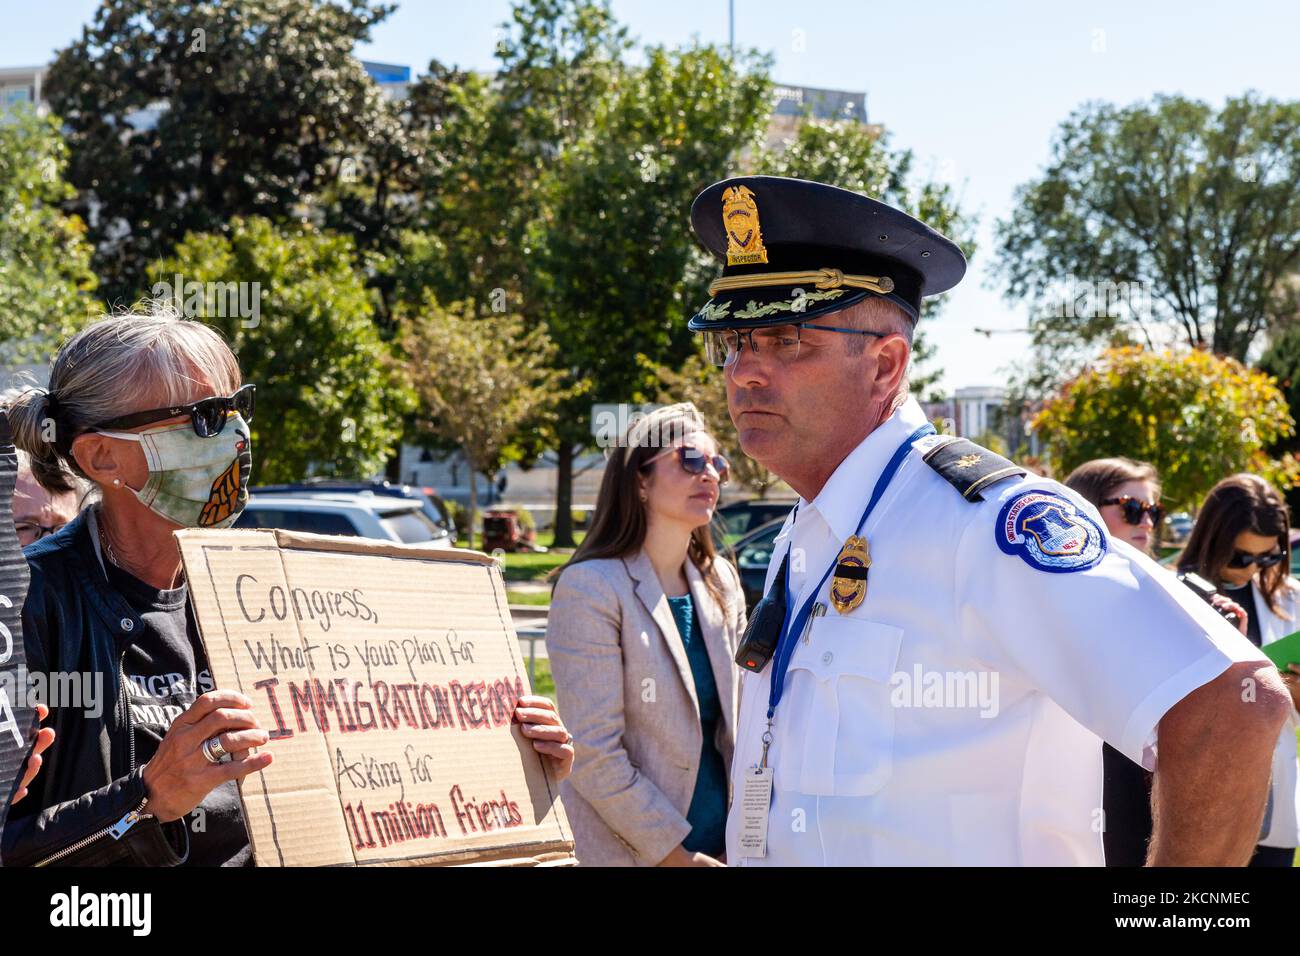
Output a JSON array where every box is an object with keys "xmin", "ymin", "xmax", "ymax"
[{"xmin": 0, "ymin": 410, "xmax": 35, "ymax": 847}]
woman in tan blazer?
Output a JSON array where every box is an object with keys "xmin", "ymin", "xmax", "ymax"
[{"xmin": 547, "ymin": 403, "xmax": 746, "ymax": 866}]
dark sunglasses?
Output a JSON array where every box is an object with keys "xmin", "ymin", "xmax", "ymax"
[
  {"xmin": 90, "ymin": 384, "xmax": 256, "ymax": 438},
  {"xmin": 1100, "ymin": 496, "xmax": 1164, "ymax": 527},
  {"xmin": 643, "ymin": 445, "xmax": 730, "ymax": 485},
  {"xmin": 1227, "ymin": 548, "xmax": 1285, "ymax": 569}
]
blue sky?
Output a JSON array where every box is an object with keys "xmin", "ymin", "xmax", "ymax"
[{"xmin": 6, "ymin": 0, "xmax": 1300, "ymax": 393}]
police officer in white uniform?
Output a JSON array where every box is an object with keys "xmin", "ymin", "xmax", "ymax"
[{"xmin": 687, "ymin": 176, "xmax": 1291, "ymax": 866}]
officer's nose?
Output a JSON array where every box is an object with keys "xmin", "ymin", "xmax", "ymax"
[{"xmin": 727, "ymin": 336, "xmax": 768, "ymax": 387}]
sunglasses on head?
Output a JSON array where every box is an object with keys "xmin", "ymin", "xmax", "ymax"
[
  {"xmin": 1227, "ymin": 548, "xmax": 1285, "ymax": 569},
  {"xmin": 90, "ymin": 384, "xmax": 256, "ymax": 438},
  {"xmin": 1100, "ymin": 495, "xmax": 1164, "ymax": 527},
  {"xmin": 643, "ymin": 445, "xmax": 730, "ymax": 485}
]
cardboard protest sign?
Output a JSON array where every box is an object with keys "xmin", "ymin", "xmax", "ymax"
[
  {"xmin": 0, "ymin": 411, "xmax": 35, "ymax": 846},
  {"xmin": 176, "ymin": 529, "xmax": 574, "ymax": 867}
]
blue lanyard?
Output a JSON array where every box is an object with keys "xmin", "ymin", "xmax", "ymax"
[{"xmin": 766, "ymin": 422, "xmax": 935, "ymax": 719}]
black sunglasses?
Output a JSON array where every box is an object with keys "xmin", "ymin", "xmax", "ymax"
[
  {"xmin": 91, "ymin": 384, "xmax": 256, "ymax": 438},
  {"xmin": 1100, "ymin": 496, "xmax": 1165, "ymax": 527},
  {"xmin": 1227, "ymin": 548, "xmax": 1285, "ymax": 569},
  {"xmin": 643, "ymin": 445, "xmax": 730, "ymax": 485}
]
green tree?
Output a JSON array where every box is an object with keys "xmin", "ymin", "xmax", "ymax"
[
  {"xmin": 754, "ymin": 118, "xmax": 978, "ymax": 400},
  {"xmin": 532, "ymin": 40, "xmax": 772, "ymax": 545},
  {"xmin": 0, "ymin": 108, "xmax": 97, "ymax": 357},
  {"xmin": 1031, "ymin": 346, "xmax": 1299, "ymax": 512},
  {"xmin": 385, "ymin": 1, "xmax": 772, "ymax": 548},
  {"xmin": 161, "ymin": 217, "xmax": 411, "ymax": 483},
  {"xmin": 996, "ymin": 94, "xmax": 1300, "ymax": 364},
  {"xmin": 399, "ymin": 302, "xmax": 570, "ymax": 549},
  {"xmin": 46, "ymin": 0, "xmax": 397, "ymax": 303}
]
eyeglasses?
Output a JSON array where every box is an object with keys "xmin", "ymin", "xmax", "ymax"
[
  {"xmin": 1100, "ymin": 496, "xmax": 1165, "ymax": 527},
  {"xmin": 15, "ymin": 521, "xmax": 61, "ymax": 545},
  {"xmin": 643, "ymin": 445, "xmax": 730, "ymax": 485},
  {"xmin": 702, "ymin": 323, "xmax": 886, "ymax": 368},
  {"xmin": 90, "ymin": 384, "xmax": 256, "ymax": 438},
  {"xmin": 1227, "ymin": 548, "xmax": 1285, "ymax": 569}
]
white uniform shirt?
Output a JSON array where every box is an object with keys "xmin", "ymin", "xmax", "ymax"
[
  {"xmin": 725, "ymin": 396, "xmax": 1269, "ymax": 866},
  {"xmin": 1239, "ymin": 580, "xmax": 1300, "ymax": 848}
]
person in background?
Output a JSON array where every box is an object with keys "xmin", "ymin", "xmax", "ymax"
[
  {"xmin": 1176, "ymin": 474, "xmax": 1300, "ymax": 867},
  {"xmin": 13, "ymin": 448, "xmax": 85, "ymax": 548},
  {"xmin": 547, "ymin": 402, "xmax": 747, "ymax": 866},
  {"xmin": 1065, "ymin": 457, "xmax": 1163, "ymax": 555},
  {"xmin": 2, "ymin": 388, "xmax": 89, "ymax": 546},
  {"xmin": 1066, "ymin": 457, "xmax": 1253, "ymax": 865}
]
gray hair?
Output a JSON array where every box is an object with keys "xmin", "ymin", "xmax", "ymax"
[
  {"xmin": 837, "ymin": 296, "xmax": 914, "ymax": 404},
  {"xmin": 6, "ymin": 302, "xmax": 241, "ymax": 493}
]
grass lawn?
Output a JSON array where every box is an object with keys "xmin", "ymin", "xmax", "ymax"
[
  {"xmin": 456, "ymin": 530, "xmax": 585, "ymax": 583},
  {"xmin": 526, "ymin": 656, "xmax": 555, "ymax": 698},
  {"xmin": 506, "ymin": 588, "xmax": 551, "ymax": 606}
]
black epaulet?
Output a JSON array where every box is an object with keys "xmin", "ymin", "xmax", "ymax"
[{"xmin": 920, "ymin": 436, "xmax": 1027, "ymax": 503}]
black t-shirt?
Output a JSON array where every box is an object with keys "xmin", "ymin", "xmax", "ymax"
[
  {"xmin": 1220, "ymin": 581, "xmax": 1263, "ymax": 647},
  {"xmin": 106, "ymin": 560, "xmax": 252, "ymax": 866}
]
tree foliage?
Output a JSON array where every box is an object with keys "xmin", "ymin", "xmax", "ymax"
[
  {"xmin": 0, "ymin": 108, "xmax": 97, "ymax": 357},
  {"xmin": 161, "ymin": 217, "xmax": 411, "ymax": 483},
  {"xmin": 399, "ymin": 303, "xmax": 570, "ymax": 547},
  {"xmin": 46, "ymin": 0, "xmax": 397, "ymax": 303},
  {"xmin": 1032, "ymin": 346, "xmax": 1298, "ymax": 511},
  {"xmin": 996, "ymin": 94, "xmax": 1300, "ymax": 364}
]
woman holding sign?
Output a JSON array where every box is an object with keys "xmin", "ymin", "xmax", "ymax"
[
  {"xmin": 548, "ymin": 402, "xmax": 746, "ymax": 866},
  {"xmin": 1, "ymin": 306, "xmax": 575, "ymax": 867},
  {"xmin": 1176, "ymin": 474, "xmax": 1300, "ymax": 867}
]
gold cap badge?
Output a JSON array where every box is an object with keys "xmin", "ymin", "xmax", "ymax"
[
  {"xmin": 830, "ymin": 535, "xmax": 870, "ymax": 614},
  {"xmin": 722, "ymin": 185, "xmax": 769, "ymax": 266}
]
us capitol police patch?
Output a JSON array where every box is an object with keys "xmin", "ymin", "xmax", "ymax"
[{"xmin": 996, "ymin": 490, "xmax": 1107, "ymax": 573}]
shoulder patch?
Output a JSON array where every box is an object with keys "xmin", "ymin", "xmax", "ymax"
[
  {"xmin": 921, "ymin": 436, "xmax": 1026, "ymax": 502},
  {"xmin": 996, "ymin": 490, "xmax": 1107, "ymax": 573}
]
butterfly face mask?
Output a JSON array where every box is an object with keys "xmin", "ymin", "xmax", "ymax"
[{"xmin": 95, "ymin": 414, "xmax": 252, "ymax": 528}]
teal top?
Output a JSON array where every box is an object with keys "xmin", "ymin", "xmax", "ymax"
[{"xmin": 666, "ymin": 592, "xmax": 728, "ymax": 857}]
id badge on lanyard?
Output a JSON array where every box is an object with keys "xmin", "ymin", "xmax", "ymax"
[{"xmin": 735, "ymin": 422, "xmax": 934, "ymax": 859}]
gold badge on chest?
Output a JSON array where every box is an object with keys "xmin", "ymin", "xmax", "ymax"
[{"xmin": 830, "ymin": 534, "xmax": 871, "ymax": 614}]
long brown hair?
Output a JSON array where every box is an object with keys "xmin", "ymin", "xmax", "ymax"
[
  {"xmin": 1177, "ymin": 473, "xmax": 1292, "ymax": 617},
  {"xmin": 553, "ymin": 403, "xmax": 728, "ymax": 608}
]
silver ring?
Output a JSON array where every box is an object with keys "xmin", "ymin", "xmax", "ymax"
[{"xmin": 201, "ymin": 736, "xmax": 228, "ymax": 764}]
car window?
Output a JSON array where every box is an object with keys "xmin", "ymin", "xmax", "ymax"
[
  {"xmin": 379, "ymin": 508, "xmax": 440, "ymax": 544},
  {"xmin": 235, "ymin": 509, "xmax": 358, "ymax": 536},
  {"xmin": 736, "ymin": 525, "xmax": 782, "ymax": 570}
]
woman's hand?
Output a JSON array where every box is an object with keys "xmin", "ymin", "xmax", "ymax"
[
  {"xmin": 657, "ymin": 844, "xmax": 725, "ymax": 867},
  {"xmin": 10, "ymin": 704, "xmax": 56, "ymax": 805},
  {"xmin": 513, "ymin": 695, "xmax": 574, "ymax": 782},
  {"xmin": 141, "ymin": 690, "xmax": 273, "ymax": 822},
  {"xmin": 1208, "ymin": 593, "xmax": 1248, "ymax": 636}
]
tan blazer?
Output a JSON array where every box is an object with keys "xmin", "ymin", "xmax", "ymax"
[{"xmin": 547, "ymin": 549, "xmax": 746, "ymax": 866}]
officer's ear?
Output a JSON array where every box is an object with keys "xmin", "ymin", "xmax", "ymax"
[{"xmin": 865, "ymin": 330, "xmax": 911, "ymax": 401}]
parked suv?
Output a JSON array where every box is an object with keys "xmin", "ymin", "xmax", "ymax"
[
  {"xmin": 235, "ymin": 492, "xmax": 453, "ymax": 547},
  {"xmin": 251, "ymin": 479, "xmax": 454, "ymax": 541}
]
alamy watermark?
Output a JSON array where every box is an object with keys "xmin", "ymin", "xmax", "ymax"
[
  {"xmin": 890, "ymin": 665, "xmax": 1000, "ymax": 718},
  {"xmin": 151, "ymin": 273, "xmax": 262, "ymax": 328},
  {"xmin": 1046, "ymin": 274, "xmax": 1152, "ymax": 322}
]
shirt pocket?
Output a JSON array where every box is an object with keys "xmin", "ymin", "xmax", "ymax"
[{"xmin": 781, "ymin": 616, "xmax": 903, "ymax": 797}]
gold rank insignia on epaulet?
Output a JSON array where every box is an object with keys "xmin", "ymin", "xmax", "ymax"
[{"xmin": 921, "ymin": 436, "xmax": 1026, "ymax": 503}]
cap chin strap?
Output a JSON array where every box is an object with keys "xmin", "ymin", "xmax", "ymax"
[{"xmin": 708, "ymin": 267, "xmax": 895, "ymax": 297}]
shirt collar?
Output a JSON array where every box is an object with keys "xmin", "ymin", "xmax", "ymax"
[{"xmin": 800, "ymin": 395, "xmax": 930, "ymax": 543}]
